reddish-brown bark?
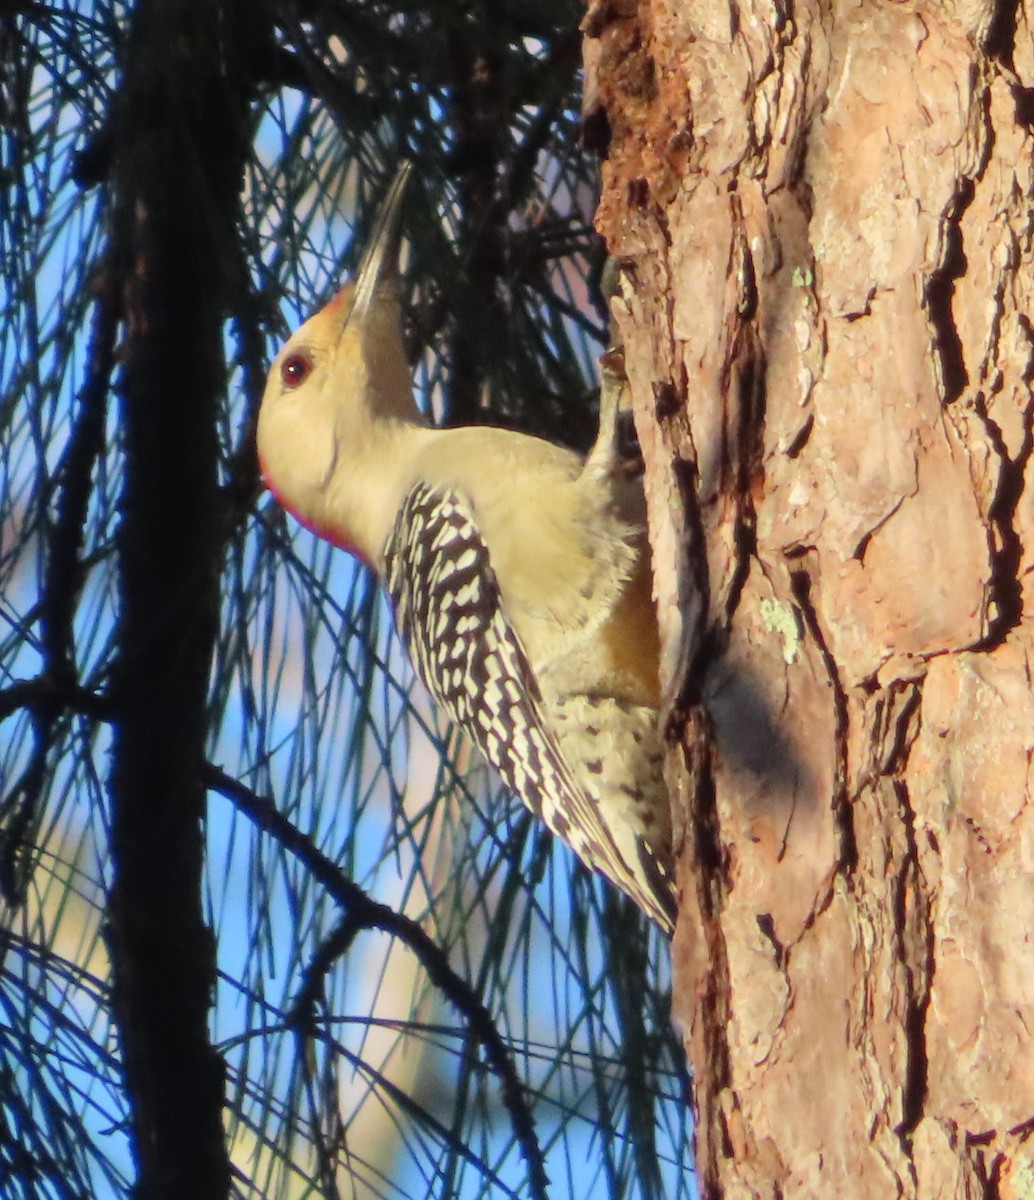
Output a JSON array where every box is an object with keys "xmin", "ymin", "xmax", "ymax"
[{"xmin": 586, "ymin": 2, "xmax": 1034, "ymax": 1195}]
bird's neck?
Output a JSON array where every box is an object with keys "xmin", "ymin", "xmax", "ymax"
[{"xmin": 321, "ymin": 405, "xmax": 430, "ymax": 570}]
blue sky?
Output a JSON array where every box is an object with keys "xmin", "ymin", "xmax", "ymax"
[{"xmin": 0, "ymin": 18, "xmax": 692, "ymax": 1198}]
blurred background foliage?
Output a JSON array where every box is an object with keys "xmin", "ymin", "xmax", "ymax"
[{"xmin": 0, "ymin": 2, "xmax": 691, "ymax": 1197}]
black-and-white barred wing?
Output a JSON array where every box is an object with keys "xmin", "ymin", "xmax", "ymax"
[{"xmin": 383, "ymin": 482, "xmax": 639, "ymax": 906}]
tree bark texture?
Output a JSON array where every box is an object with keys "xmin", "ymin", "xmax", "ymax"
[
  {"xmin": 107, "ymin": 1, "xmax": 259, "ymax": 1196},
  {"xmin": 586, "ymin": 2, "xmax": 1034, "ymax": 1196}
]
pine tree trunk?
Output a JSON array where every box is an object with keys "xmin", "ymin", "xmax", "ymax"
[{"xmin": 586, "ymin": 3, "xmax": 1034, "ymax": 1195}]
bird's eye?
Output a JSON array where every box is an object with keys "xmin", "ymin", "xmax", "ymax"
[{"xmin": 280, "ymin": 352, "xmax": 313, "ymax": 388}]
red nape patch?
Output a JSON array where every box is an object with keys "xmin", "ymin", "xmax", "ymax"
[{"xmin": 258, "ymin": 453, "xmax": 370, "ymax": 567}]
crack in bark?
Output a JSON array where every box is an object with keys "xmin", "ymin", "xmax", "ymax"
[
  {"xmin": 984, "ymin": 0, "xmax": 1021, "ymax": 68},
  {"xmin": 974, "ymin": 383, "xmax": 1032, "ymax": 645},
  {"xmin": 784, "ymin": 412, "xmax": 813, "ymax": 459},
  {"xmin": 663, "ymin": 453, "xmax": 712, "ymax": 731},
  {"xmin": 880, "ymin": 685, "xmax": 932, "ymax": 1150},
  {"xmin": 860, "ymin": 680, "xmax": 932, "ymax": 1153},
  {"xmin": 677, "ymin": 712, "xmax": 732, "ymax": 1200},
  {"xmin": 893, "ymin": 779, "xmax": 933, "ymax": 1145},
  {"xmin": 789, "ymin": 568, "xmax": 855, "ymax": 873},
  {"xmin": 925, "ymin": 178, "xmax": 973, "ymax": 406},
  {"xmin": 870, "ymin": 679, "xmax": 924, "ymax": 779},
  {"xmin": 984, "ymin": 0, "xmax": 1034, "ymax": 126},
  {"xmin": 723, "ymin": 337, "xmax": 763, "ymax": 623},
  {"xmin": 755, "ymin": 911, "xmax": 787, "ymax": 970}
]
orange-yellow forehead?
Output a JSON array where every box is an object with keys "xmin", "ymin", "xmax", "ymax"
[{"xmin": 295, "ymin": 282, "xmax": 355, "ymax": 345}]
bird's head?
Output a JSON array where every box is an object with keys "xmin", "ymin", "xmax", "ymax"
[{"xmin": 256, "ymin": 163, "xmax": 417, "ymax": 550}]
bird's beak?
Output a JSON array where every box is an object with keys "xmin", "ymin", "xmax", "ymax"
[{"xmin": 340, "ymin": 161, "xmax": 413, "ymax": 330}]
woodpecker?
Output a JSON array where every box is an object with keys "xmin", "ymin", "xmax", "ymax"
[{"xmin": 257, "ymin": 164, "xmax": 676, "ymax": 934}]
